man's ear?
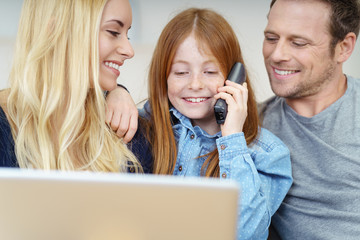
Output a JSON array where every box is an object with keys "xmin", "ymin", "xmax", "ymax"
[{"xmin": 336, "ymin": 32, "xmax": 356, "ymax": 63}]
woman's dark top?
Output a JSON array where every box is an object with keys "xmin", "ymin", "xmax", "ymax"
[
  {"xmin": 129, "ymin": 119, "xmax": 153, "ymax": 174},
  {"xmin": 0, "ymin": 106, "xmax": 17, "ymax": 167},
  {"xmin": 0, "ymin": 105, "xmax": 152, "ymax": 172}
]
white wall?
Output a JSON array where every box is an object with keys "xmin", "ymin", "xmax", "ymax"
[
  {"xmin": 0, "ymin": 0, "xmax": 23, "ymax": 91},
  {"xmin": 1, "ymin": 0, "xmax": 360, "ymax": 104}
]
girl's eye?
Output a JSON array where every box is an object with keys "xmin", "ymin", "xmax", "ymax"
[
  {"xmin": 175, "ymin": 72, "xmax": 188, "ymax": 75},
  {"xmin": 205, "ymin": 71, "xmax": 218, "ymax": 75}
]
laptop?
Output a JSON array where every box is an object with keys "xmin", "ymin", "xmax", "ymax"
[{"xmin": 0, "ymin": 168, "xmax": 239, "ymax": 240}]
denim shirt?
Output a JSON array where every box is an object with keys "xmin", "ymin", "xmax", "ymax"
[
  {"xmin": 169, "ymin": 107, "xmax": 292, "ymax": 240},
  {"xmin": 135, "ymin": 102, "xmax": 292, "ymax": 239}
]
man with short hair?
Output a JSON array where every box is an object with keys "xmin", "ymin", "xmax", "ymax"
[{"xmin": 260, "ymin": 0, "xmax": 360, "ymax": 239}]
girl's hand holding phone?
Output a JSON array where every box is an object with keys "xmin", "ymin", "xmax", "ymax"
[{"xmin": 214, "ymin": 80, "xmax": 248, "ymax": 136}]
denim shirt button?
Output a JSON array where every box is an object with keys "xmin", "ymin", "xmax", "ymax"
[
  {"xmin": 178, "ymin": 165, "xmax": 183, "ymax": 171},
  {"xmin": 190, "ymin": 134, "xmax": 195, "ymax": 139},
  {"xmin": 221, "ymin": 172, "xmax": 227, "ymax": 178},
  {"xmin": 220, "ymin": 144, "xmax": 226, "ymax": 150}
]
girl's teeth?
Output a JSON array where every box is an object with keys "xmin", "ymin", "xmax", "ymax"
[{"xmin": 186, "ymin": 98, "xmax": 206, "ymax": 103}]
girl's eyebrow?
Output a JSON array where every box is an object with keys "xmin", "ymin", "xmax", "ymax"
[{"xmin": 172, "ymin": 60, "xmax": 188, "ymax": 64}]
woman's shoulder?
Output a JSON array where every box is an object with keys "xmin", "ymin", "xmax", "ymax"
[
  {"xmin": 0, "ymin": 104, "xmax": 10, "ymax": 127},
  {"xmin": 0, "ymin": 88, "xmax": 11, "ymax": 130},
  {"xmin": 0, "ymin": 88, "xmax": 10, "ymax": 114},
  {"xmin": 0, "ymin": 96, "xmax": 18, "ymax": 168}
]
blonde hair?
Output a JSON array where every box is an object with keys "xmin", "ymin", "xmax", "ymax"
[
  {"xmin": 145, "ymin": 8, "xmax": 259, "ymax": 177},
  {"xmin": 7, "ymin": 0, "xmax": 141, "ymax": 172}
]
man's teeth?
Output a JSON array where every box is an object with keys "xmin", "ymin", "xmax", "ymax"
[
  {"xmin": 275, "ymin": 69, "xmax": 297, "ymax": 76},
  {"xmin": 186, "ymin": 98, "xmax": 207, "ymax": 103},
  {"xmin": 105, "ymin": 62, "xmax": 120, "ymax": 71}
]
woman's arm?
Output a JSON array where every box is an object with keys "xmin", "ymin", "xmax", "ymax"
[{"xmin": 105, "ymin": 86, "xmax": 138, "ymax": 143}]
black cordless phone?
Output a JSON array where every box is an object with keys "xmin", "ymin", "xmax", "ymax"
[{"xmin": 214, "ymin": 62, "xmax": 246, "ymax": 124}]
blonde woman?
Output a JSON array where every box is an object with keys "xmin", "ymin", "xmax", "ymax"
[{"xmin": 0, "ymin": 0, "xmax": 142, "ymax": 173}]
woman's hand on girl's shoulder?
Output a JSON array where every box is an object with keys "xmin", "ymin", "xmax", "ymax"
[{"xmin": 105, "ymin": 87, "xmax": 138, "ymax": 143}]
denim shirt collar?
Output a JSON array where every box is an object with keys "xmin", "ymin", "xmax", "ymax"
[{"xmin": 170, "ymin": 107, "xmax": 222, "ymax": 139}]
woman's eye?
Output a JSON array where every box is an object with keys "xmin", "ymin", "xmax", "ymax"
[
  {"xmin": 205, "ymin": 71, "xmax": 218, "ymax": 75},
  {"xmin": 107, "ymin": 30, "xmax": 120, "ymax": 37}
]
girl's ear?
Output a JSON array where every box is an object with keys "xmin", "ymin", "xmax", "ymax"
[{"xmin": 336, "ymin": 32, "xmax": 356, "ymax": 63}]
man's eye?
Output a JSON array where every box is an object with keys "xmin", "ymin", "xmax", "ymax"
[
  {"xmin": 293, "ymin": 41, "xmax": 307, "ymax": 47},
  {"xmin": 265, "ymin": 36, "xmax": 278, "ymax": 42}
]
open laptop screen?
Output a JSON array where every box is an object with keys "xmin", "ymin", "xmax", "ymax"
[{"xmin": 0, "ymin": 168, "xmax": 239, "ymax": 240}]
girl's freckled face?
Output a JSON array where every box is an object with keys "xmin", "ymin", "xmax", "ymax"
[{"xmin": 167, "ymin": 34, "xmax": 225, "ymax": 127}]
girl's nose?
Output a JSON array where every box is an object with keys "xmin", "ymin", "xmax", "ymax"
[{"xmin": 188, "ymin": 73, "xmax": 205, "ymax": 90}]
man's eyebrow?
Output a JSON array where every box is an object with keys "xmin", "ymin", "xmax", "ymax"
[
  {"xmin": 264, "ymin": 30, "xmax": 313, "ymax": 42},
  {"xmin": 264, "ymin": 30, "xmax": 276, "ymax": 35}
]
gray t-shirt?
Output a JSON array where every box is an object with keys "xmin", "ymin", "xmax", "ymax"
[{"xmin": 261, "ymin": 75, "xmax": 360, "ymax": 240}]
